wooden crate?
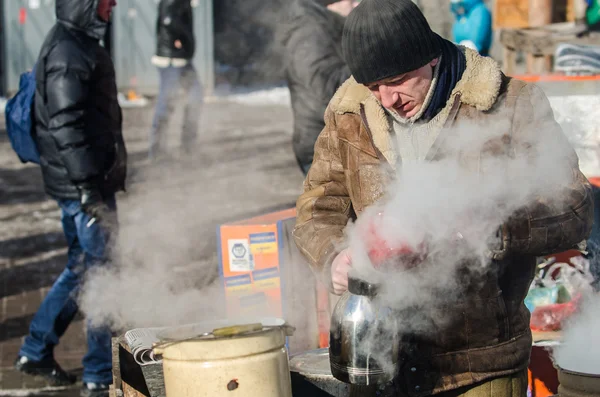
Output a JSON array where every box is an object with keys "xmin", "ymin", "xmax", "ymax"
[
  {"xmin": 566, "ymin": 0, "xmax": 575, "ymax": 21},
  {"xmin": 494, "ymin": 0, "xmax": 575, "ymax": 29},
  {"xmin": 494, "ymin": 0, "xmax": 530, "ymax": 29}
]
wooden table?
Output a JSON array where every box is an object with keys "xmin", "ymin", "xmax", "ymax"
[{"xmin": 500, "ymin": 22, "xmax": 600, "ymax": 75}]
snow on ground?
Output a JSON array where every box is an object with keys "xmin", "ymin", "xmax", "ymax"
[
  {"xmin": 0, "ymin": 386, "xmax": 73, "ymax": 396},
  {"xmin": 548, "ymin": 95, "xmax": 600, "ymax": 178},
  {"xmin": 549, "ymin": 95, "xmax": 600, "ymax": 133},
  {"xmin": 212, "ymin": 84, "xmax": 291, "ymax": 107}
]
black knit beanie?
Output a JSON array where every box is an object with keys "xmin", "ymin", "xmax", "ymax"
[{"xmin": 342, "ymin": 0, "xmax": 443, "ymax": 84}]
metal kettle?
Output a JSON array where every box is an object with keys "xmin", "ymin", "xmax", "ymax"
[{"xmin": 329, "ymin": 276, "xmax": 399, "ymax": 386}]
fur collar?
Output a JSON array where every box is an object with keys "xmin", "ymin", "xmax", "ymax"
[{"xmin": 328, "ymin": 48, "xmax": 503, "ymax": 165}]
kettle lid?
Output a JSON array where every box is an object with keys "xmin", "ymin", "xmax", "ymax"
[{"xmin": 348, "ymin": 276, "xmax": 380, "ymax": 296}]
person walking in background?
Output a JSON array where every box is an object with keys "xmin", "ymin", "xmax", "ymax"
[
  {"xmin": 149, "ymin": 0, "xmax": 203, "ymax": 161},
  {"xmin": 450, "ymin": 0, "xmax": 493, "ymax": 56},
  {"xmin": 281, "ymin": 0, "xmax": 357, "ymax": 175},
  {"xmin": 13, "ymin": 1, "xmax": 126, "ymax": 396}
]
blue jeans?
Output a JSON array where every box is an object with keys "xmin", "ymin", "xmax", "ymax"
[
  {"xmin": 149, "ymin": 64, "xmax": 203, "ymax": 159},
  {"xmin": 19, "ymin": 197, "xmax": 117, "ymax": 384}
]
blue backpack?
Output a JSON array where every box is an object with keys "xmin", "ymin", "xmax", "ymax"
[{"xmin": 4, "ymin": 65, "xmax": 40, "ymax": 164}]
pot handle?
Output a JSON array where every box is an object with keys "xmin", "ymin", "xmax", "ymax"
[
  {"xmin": 153, "ymin": 342, "xmax": 168, "ymax": 356},
  {"xmin": 282, "ymin": 324, "xmax": 296, "ymax": 336}
]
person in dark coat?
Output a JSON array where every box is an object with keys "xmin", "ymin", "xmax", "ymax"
[
  {"xmin": 281, "ymin": 0, "xmax": 356, "ymax": 175},
  {"xmin": 149, "ymin": 0, "xmax": 203, "ymax": 160},
  {"xmin": 14, "ymin": 1, "xmax": 125, "ymax": 396}
]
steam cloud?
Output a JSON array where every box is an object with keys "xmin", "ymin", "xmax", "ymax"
[
  {"xmin": 77, "ymin": 162, "xmax": 226, "ymax": 332},
  {"xmin": 340, "ymin": 104, "xmax": 584, "ymax": 374},
  {"xmin": 554, "ymin": 294, "xmax": 600, "ymax": 374}
]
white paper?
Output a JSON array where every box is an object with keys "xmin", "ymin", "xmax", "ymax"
[
  {"xmin": 124, "ymin": 327, "xmax": 164, "ymax": 366},
  {"xmin": 228, "ymin": 239, "xmax": 252, "ymax": 272}
]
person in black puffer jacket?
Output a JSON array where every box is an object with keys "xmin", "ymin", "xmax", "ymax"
[
  {"xmin": 15, "ymin": 1, "xmax": 124, "ymax": 396},
  {"xmin": 281, "ymin": 0, "xmax": 356, "ymax": 175},
  {"xmin": 149, "ymin": 0, "xmax": 203, "ymax": 160}
]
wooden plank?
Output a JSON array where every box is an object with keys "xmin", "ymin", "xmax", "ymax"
[
  {"xmin": 567, "ymin": 0, "xmax": 575, "ymax": 21},
  {"xmin": 500, "ymin": 22, "xmax": 598, "ymax": 55},
  {"xmin": 116, "ymin": 336, "xmax": 166, "ymax": 397},
  {"xmin": 112, "ymin": 337, "xmax": 124, "ymax": 397},
  {"xmin": 123, "ymin": 382, "xmax": 147, "ymax": 397},
  {"xmin": 494, "ymin": 0, "xmax": 575, "ymax": 29},
  {"xmin": 503, "ymin": 45, "xmax": 518, "ymax": 76},
  {"xmin": 527, "ymin": 54, "xmax": 553, "ymax": 74},
  {"xmin": 529, "ymin": 0, "xmax": 553, "ymax": 27},
  {"xmin": 527, "ymin": 0, "xmax": 553, "ymax": 74},
  {"xmin": 494, "ymin": 0, "xmax": 530, "ymax": 29},
  {"xmin": 140, "ymin": 364, "xmax": 166, "ymax": 397},
  {"xmin": 118, "ymin": 343, "xmax": 152, "ymax": 397}
]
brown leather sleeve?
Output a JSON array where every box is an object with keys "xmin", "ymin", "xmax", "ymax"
[
  {"xmin": 498, "ymin": 83, "xmax": 594, "ymax": 257},
  {"xmin": 293, "ymin": 108, "xmax": 352, "ymax": 289}
]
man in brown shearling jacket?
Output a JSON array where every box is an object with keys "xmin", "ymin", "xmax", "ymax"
[{"xmin": 293, "ymin": 0, "xmax": 594, "ymax": 396}]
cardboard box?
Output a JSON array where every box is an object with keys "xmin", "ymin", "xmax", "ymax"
[{"xmin": 217, "ymin": 208, "xmax": 327, "ymax": 353}]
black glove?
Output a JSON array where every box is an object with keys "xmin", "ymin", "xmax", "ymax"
[{"xmin": 78, "ymin": 183, "xmax": 112, "ymax": 227}]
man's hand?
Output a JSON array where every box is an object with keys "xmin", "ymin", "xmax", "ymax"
[
  {"xmin": 331, "ymin": 249, "xmax": 352, "ymax": 295},
  {"xmin": 78, "ymin": 185, "xmax": 112, "ymax": 227},
  {"xmin": 174, "ymin": 40, "xmax": 182, "ymax": 49}
]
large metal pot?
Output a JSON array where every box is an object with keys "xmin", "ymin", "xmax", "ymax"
[
  {"xmin": 558, "ymin": 367, "xmax": 600, "ymax": 397},
  {"xmin": 154, "ymin": 323, "xmax": 293, "ymax": 397}
]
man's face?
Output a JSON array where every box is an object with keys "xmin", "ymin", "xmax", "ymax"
[
  {"xmin": 97, "ymin": 0, "xmax": 117, "ymax": 22},
  {"xmin": 366, "ymin": 58, "xmax": 439, "ymax": 119}
]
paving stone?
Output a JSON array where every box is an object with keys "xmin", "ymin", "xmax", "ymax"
[
  {"xmin": 0, "ymin": 339, "xmax": 21, "ymax": 366},
  {"xmin": 0, "ymin": 367, "xmax": 27, "ymax": 389}
]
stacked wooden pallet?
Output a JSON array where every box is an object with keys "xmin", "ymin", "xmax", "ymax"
[{"xmin": 494, "ymin": 0, "xmax": 600, "ymax": 75}]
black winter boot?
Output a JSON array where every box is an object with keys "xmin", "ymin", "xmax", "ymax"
[
  {"xmin": 14, "ymin": 355, "xmax": 76, "ymax": 386},
  {"xmin": 81, "ymin": 382, "xmax": 110, "ymax": 397}
]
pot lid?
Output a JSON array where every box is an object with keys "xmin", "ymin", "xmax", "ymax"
[
  {"xmin": 289, "ymin": 348, "xmax": 333, "ymax": 377},
  {"xmin": 558, "ymin": 366, "xmax": 600, "ymax": 378},
  {"xmin": 154, "ymin": 322, "xmax": 290, "ymax": 361}
]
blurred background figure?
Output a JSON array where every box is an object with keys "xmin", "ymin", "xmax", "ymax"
[
  {"xmin": 587, "ymin": 0, "xmax": 600, "ymax": 30},
  {"xmin": 281, "ymin": 0, "xmax": 357, "ymax": 176},
  {"xmin": 149, "ymin": 0, "xmax": 204, "ymax": 161},
  {"xmin": 450, "ymin": 0, "xmax": 492, "ymax": 56}
]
